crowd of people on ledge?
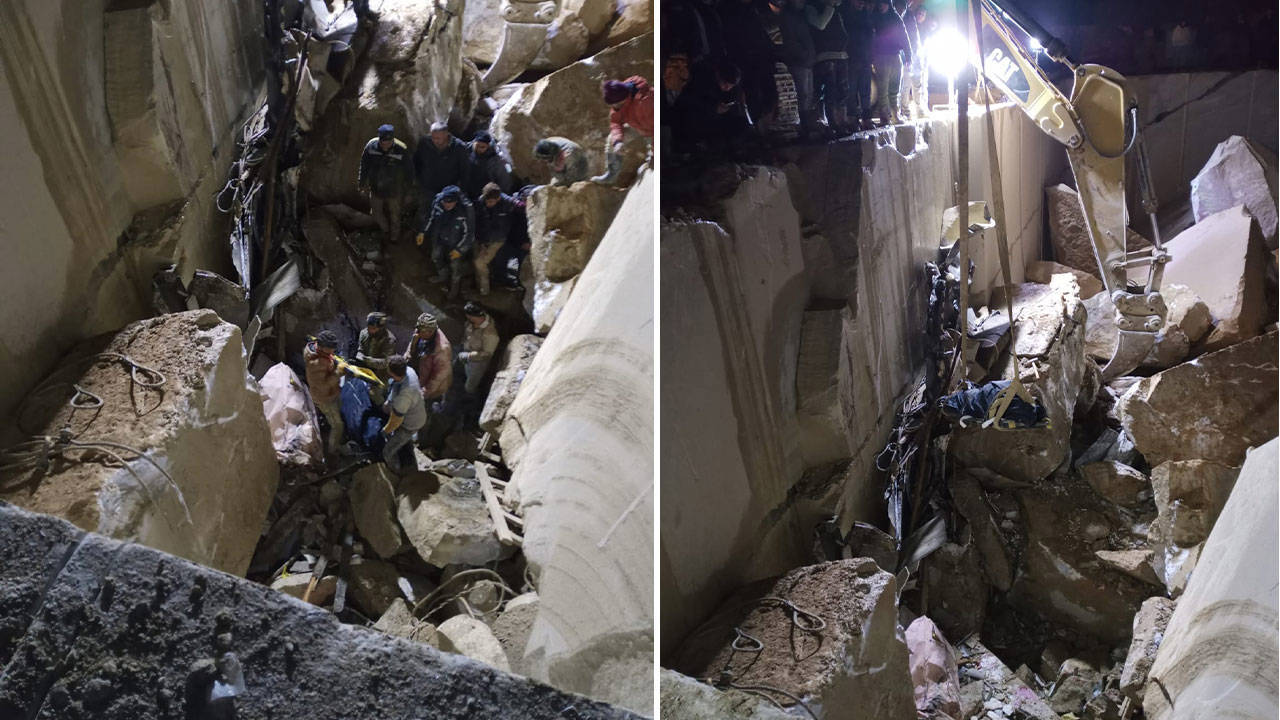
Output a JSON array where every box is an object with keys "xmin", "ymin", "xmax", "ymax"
[{"xmin": 661, "ymin": 0, "xmax": 936, "ymax": 156}]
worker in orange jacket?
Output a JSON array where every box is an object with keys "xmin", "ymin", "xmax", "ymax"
[{"xmin": 592, "ymin": 76, "xmax": 654, "ymax": 185}]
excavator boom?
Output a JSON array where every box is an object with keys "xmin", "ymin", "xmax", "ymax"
[{"xmin": 968, "ymin": 0, "xmax": 1170, "ymax": 379}]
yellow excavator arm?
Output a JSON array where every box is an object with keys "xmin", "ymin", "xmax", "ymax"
[{"xmin": 968, "ymin": 0, "xmax": 1171, "ymax": 379}]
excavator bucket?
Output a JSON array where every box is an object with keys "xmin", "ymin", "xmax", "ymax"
[{"xmin": 1099, "ymin": 330, "xmax": 1156, "ymax": 381}]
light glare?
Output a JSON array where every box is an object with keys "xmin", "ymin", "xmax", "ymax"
[{"xmin": 926, "ymin": 27, "xmax": 970, "ymax": 79}]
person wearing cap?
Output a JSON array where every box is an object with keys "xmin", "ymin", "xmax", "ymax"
[
  {"xmin": 358, "ymin": 124, "xmax": 413, "ymax": 245},
  {"xmin": 419, "ymin": 185, "xmax": 475, "ymax": 299},
  {"xmin": 405, "ymin": 312, "xmax": 453, "ymax": 402},
  {"xmin": 355, "ymin": 311, "xmax": 397, "ymax": 381},
  {"xmin": 533, "ymin": 137, "xmax": 589, "ymax": 186},
  {"xmin": 592, "ymin": 76, "xmax": 654, "ymax": 185},
  {"xmin": 303, "ymin": 330, "xmax": 346, "ymax": 454},
  {"xmin": 463, "ymin": 131, "xmax": 514, "ymax": 200},
  {"xmin": 473, "ymin": 183, "xmax": 517, "ymax": 295},
  {"xmin": 458, "ymin": 302, "xmax": 500, "ymax": 396},
  {"xmin": 380, "ymin": 354, "xmax": 427, "ymax": 474},
  {"xmin": 413, "ymin": 121, "xmax": 469, "ymax": 210}
]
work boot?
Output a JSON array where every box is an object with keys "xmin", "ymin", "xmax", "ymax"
[{"xmin": 590, "ymin": 149, "xmax": 623, "ymax": 185}]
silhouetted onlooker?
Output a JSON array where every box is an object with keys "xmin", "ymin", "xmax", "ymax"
[
  {"xmin": 842, "ymin": 0, "xmax": 875, "ymax": 128},
  {"xmin": 810, "ymin": 0, "xmax": 851, "ymax": 134},
  {"xmin": 870, "ymin": 0, "xmax": 910, "ymax": 125}
]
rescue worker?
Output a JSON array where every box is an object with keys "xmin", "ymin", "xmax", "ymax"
[
  {"xmin": 842, "ymin": 0, "xmax": 875, "ymax": 129},
  {"xmin": 871, "ymin": 0, "xmax": 910, "ymax": 125},
  {"xmin": 417, "ymin": 185, "xmax": 475, "ymax": 300},
  {"xmin": 474, "ymin": 183, "xmax": 517, "ymax": 295},
  {"xmin": 413, "ymin": 121, "xmax": 469, "ymax": 212},
  {"xmin": 355, "ymin": 311, "xmax": 397, "ymax": 380},
  {"xmin": 380, "ymin": 355, "xmax": 427, "ymax": 474},
  {"xmin": 303, "ymin": 330, "xmax": 345, "ymax": 454},
  {"xmin": 593, "ymin": 76, "xmax": 654, "ymax": 185},
  {"xmin": 357, "ymin": 124, "xmax": 413, "ymax": 245},
  {"xmin": 405, "ymin": 312, "xmax": 453, "ymax": 404},
  {"xmin": 459, "ymin": 302, "xmax": 500, "ymax": 396},
  {"xmin": 533, "ymin": 137, "xmax": 589, "ymax": 186},
  {"xmin": 463, "ymin": 131, "xmax": 514, "ymax": 199}
]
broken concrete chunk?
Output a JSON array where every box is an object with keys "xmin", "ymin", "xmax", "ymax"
[
  {"xmin": 1025, "ymin": 260, "xmax": 1104, "ymax": 299},
  {"xmin": 0, "ymin": 310, "xmax": 278, "ymax": 577},
  {"xmin": 1046, "ymin": 183, "xmax": 1150, "ymax": 278},
  {"xmin": 950, "ymin": 473, "xmax": 1014, "ymax": 592},
  {"xmin": 844, "ymin": 521, "xmax": 898, "ymax": 574},
  {"xmin": 350, "ymin": 464, "xmax": 405, "ymax": 559},
  {"xmin": 1119, "ymin": 596, "xmax": 1175, "ymax": 700},
  {"xmin": 1160, "ymin": 283, "xmax": 1213, "ymax": 345},
  {"xmin": 491, "ymin": 592, "xmax": 540, "ymax": 676},
  {"xmin": 659, "ymin": 669, "xmax": 795, "ymax": 719},
  {"xmin": 1162, "ymin": 205, "xmax": 1270, "ymax": 349},
  {"xmin": 461, "ymin": 0, "xmax": 503, "ymax": 66},
  {"xmin": 373, "ymin": 598, "xmax": 439, "ymax": 646},
  {"xmin": 918, "ymin": 538, "xmax": 988, "ymax": 643},
  {"xmin": 1190, "ymin": 135, "xmax": 1278, "ymax": 249},
  {"xmin": 672, "ymin": 559, "xmax": 916, "ymax": 719},
  {"xmin": 397, "ymin": 476, "xmax": 508, "ymax": 568},
  {"xmin": 188, "ymin": 270, "xmax": 250, "ymax": 329},
  {"xmin": 347, "ymin": 558, "xmax": 413, "ymax": 618},
  {"xmin": 438, "ymin": 615, "xmax": 512, "ymax": 673},
  {"xmin": 605, "ymin": 0, "xmax": 653, "ymax": 45},
  {"xmin": 1143, "ymin": 439, "xmax": 1278, "ymax": 719},
  {"xmin": 1047, "ymin": 658, "xmax": 1100, "ymax": 715},
  {"xmin": 1150, "ymin": 459, "xmax": 1239, "ymax": 548},
  {"xmin": 1117, "ymin": 331, "xmax": 1277, "ymax": 468},
  {"xmin": 1094, "ymin": 549, "xmax": 1162, "ymax": 587},
  {"xmin": 906, "ymin": 616, "xmax": 962, "ymax": 719},
  {"xmin": 1080, "ymin": 461, "xmax": 1149, "ymax": 507},
  {"xmin": 528, "ymin": 182, "xmax": 627, "ymax": 283},
  {"xmin": 479, "ymin": 334, "xmax": 544, "ymax": 434},
  {"xmin": 270, "ymin": 571, "xmax": 338, "ymax": 606}
]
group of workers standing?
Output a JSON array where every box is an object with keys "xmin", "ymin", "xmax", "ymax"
[{"xmin": 305, "ymin": 74, "xmax": 653, "ymax": 471}]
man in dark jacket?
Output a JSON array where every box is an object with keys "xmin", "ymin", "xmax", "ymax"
[
  {"xmin": 413, "ymin": 121, "xmax": 469, "ymax": 213},
  {"xmin": 358, "ymin": 124, "xmax": 413, "ymax": 245},
  {"xmin": 871, "ymin": 0, "xmax": 910, "ymax": 125},
  {"xmin": 681, "ymin": 58, "xmax": 751, "ymax": 151},
  {"xmin": 720, "ymin": 0, "xmax": 780, "ymax": 128},
  {"xmin": 473, "ymin": 183, "xmax": 517, "ymax": 295},
  {"xmin": 418, "ymin": 185, "xmax": 474, "ymax": 300},
  {"xmin": 774, "ymin": 0, "xmax": 819, "ymax": 135},
  {"xmin": 810, "ymin": 0, "xmax": 851, "ymax": 135},
  {"xmin": 463, "ymin": 131, "xmax": 513, "ymax": 200},
  {"xmin": 841, "ymin": 0, "xmax": 875, "ymax": 128}
]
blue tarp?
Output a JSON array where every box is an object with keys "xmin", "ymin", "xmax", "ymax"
[{"xmin": 340, "ymin": 377, "xmax": 386, "ymax": 453}]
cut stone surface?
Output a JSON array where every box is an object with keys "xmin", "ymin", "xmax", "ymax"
[
  {"xmin": 1026, "ymin": 260, "xmax": 1104, "ymax": 299},
  {"xmin": 1119, "ymin": 596, "xmax": 1175, "ymax": 701},
  {"xmin": 795, "ymin": 307, "xmax": 853, "ymax": 466},
  {"xmin": 373, "ymin": 598, "xmax": 440, "ymax": 646},
  {"xmin": 1046, "ymin": 183, "xmax": 1150, "ymax": 277},
  {"xmin": 188, "ymin": 270, "xmax": 250, "ymax": 329},
  {"xmin": 397, "ymin": 475, "xmax": 507, "ymax": 568},
  {"xmin": 438, "ymin": 615, "xmax": 513, "ymax": 673},
  {"xmin": 531, "ymin": 275, "xmax": 578, "ymax": 334},
  {"xmin": 1161, "ymin": 205, "xmax": 1270, "ymax": 349},
  {"xmin": 1143, "ymin": 439, "xmax": 1278, "ymax": 720},
  {"xmin": 1094, "ymin": 549, "xmax": 1162, "ymax": 587},
  {"xmin": 0, "ymin": 504, "xmax": 640, "ymax": 719},
  {"xmin": 259, "ymin": 362, "xmax": 325, "ymax": 467},
  {"xmin": 1080, "ymin": 461, "xmax": 1149, "ymax": 507},
  {"xmin": 351, "ymin": 463, "xmax": 405, "ymax": 559},
  {"xmin": 950, "ymin": 276, "xmax": 1087, "ymax": 483},
  {"xmin": 492, "ymin": 592, "xmax": 540, "ymax": 676},
  {"xmin": 480, "ymin": 334, "xmax": 545, "ymax": 433},
  {"xmin": 1161, "ymin": 283, "xmax": 1213, "ymax": 345},
  {"xmin": 1150, "ymin": 459, "xmax": 1240, "ymax": 548},
  {"xmin": 490, "ymin": 35, "xmax": 651, "ymax": 185},
  {"xmin": 671, "ymin": 559, "xmax": 916, "ymax": 720},
  {"xmin": 0, "ymin": 310, "xmax": 278, "ymax": 577},
  {"xmin": 604, "ymin": 0, "xmax": 652, "ymax": 45},
  {"xmin": 527, "ymin": 182, "xmax": 627, "ymax": 283},
  {"xmin": 1190, "ymin": 135, "xmax": 1278, "ymax": 249},
  {"xmin": 462, "ymin": 0, "xmax": 504, "ymax": 66},
  {"xmin": 1048, "ymin": 658, "xmax": 1101, "ymax": 715},
  {"xmin": 906, "ymin": 616, "xmax": 962, "ymax": 720},
  {"xmin": 659, "ymin": 669, "xmax": 794, "ymax": 719},
  {"xmin": 300, "ymin": 0, "xmax": 464, "ymax": 205},
  {"xmin": 1116, "ymin": 331, "xmax": 1278, "ymax": 468}
]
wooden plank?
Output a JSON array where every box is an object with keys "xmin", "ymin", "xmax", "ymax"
[
  {"xmin": 477, "ymin": 462, "xmax": 522, "ymax": 547},
  {"xmin": 301, "ymin": 554, "xmax": 329, "ymax": 605}
]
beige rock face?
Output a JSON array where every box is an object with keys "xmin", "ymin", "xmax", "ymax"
[
  {"xmin": 1143, "ymin": 439, "xmax": 1278, "ymax": 720},
  {"xmin": 1191, "ymin": 135, "xmax": 1279, "ymax": 249},
  {"xmin": 350, "ymin": 464, "xmax": 404, "ymax": 559},
  {"xmin": 604, "ymin": 0, "xmax": 652, "ymax": 45},
  {"xmin": 660, "ymin": 669, "xmax": 795, "ymax": 719},
  {"xmin": 950, "ymin": 276, "xmax": 1087, "ymax": 483},
  {"xmin": 672, "ymin": 560, "xmax": 916, "ymax": 720},
  {"xmin": 491, "ymin": 592, "xmax": 540, "ymax": 675},
  {"xmin": 1095, "ymin": 549, "xmax": 1162, "ymax": 587},
  {"xmin": 1080, "ymin": 461, "xmax": 1149, "ymax": 507},
  {"xmin": 438, "ymin": 615, "xmax": 512, "ymax": 672},
  {"xmin": 1161, "ymin": 205, "xmax": 1270, "ymax": 349},
  {"xmin": 396, "ymin": 476, "xmax": 507, "ymax": 568},
  {"xmin": 479, "ymin": 334, "xmax": 544, "ymax": 433},
  {"xmin": 1049, "ymin": 658, "xmax": 1101, "ymax": 715},
  {"xmin": 374, "ymin": 598, "xmax": 439, "ymax": 646},
  {"xmin": 1046, "ymin": 183, "xmax": 1149, "ymax": 278},
  {"xmin": 1150, "ymin": 460, "xmax": 1239, "ymax": 548},
  {"xmin": 1025, "ymin": 260, "xmax": 1104, "ymax": 298},
  {"xmin": 1116, "ymin": 331, "xmax": 1278, "ymax": 468},
  {"xmin": 795, "ymin": 307, "xmax": 853, "ymax": 466},
  {"xmin": 0, "ymin": 311, "xmax": 277, "ymax": 577},
  {"xmin": 271, "ymin": 572, "xmax": 338, "ymax": 605},
  {"xmin": 462, "ymin": 0, "xmax": 505, "ymax": 66},
  {"xmin": 1119, "ymin": 596, "xmax": 1175, "ymax": 700},
  {"xmin": 527, "ymin": 182, "xmax": 628, "ymax": 282},
  {"xmin": 347, "ymin": 558, "xmax": 410, "ymax": 617},
  {"xmin": 300, "ymin": 0, "xmax": 464, "ymax": 205},
  {"xmin": 950, "ymin": 473, "xmax": 1014, "ymax": 592},
  {"xmin": 490, "ymin": 34, "xmax": 652, "ymax": 185}
]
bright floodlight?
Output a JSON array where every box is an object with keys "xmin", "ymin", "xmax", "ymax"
[
  {"xmin": 1028, "ymin": 36, "xmax": 1043, "ymax": 51},
  {"xmin": 926, "ymin": 27, "xmax": 969, "ymax": 78}
]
